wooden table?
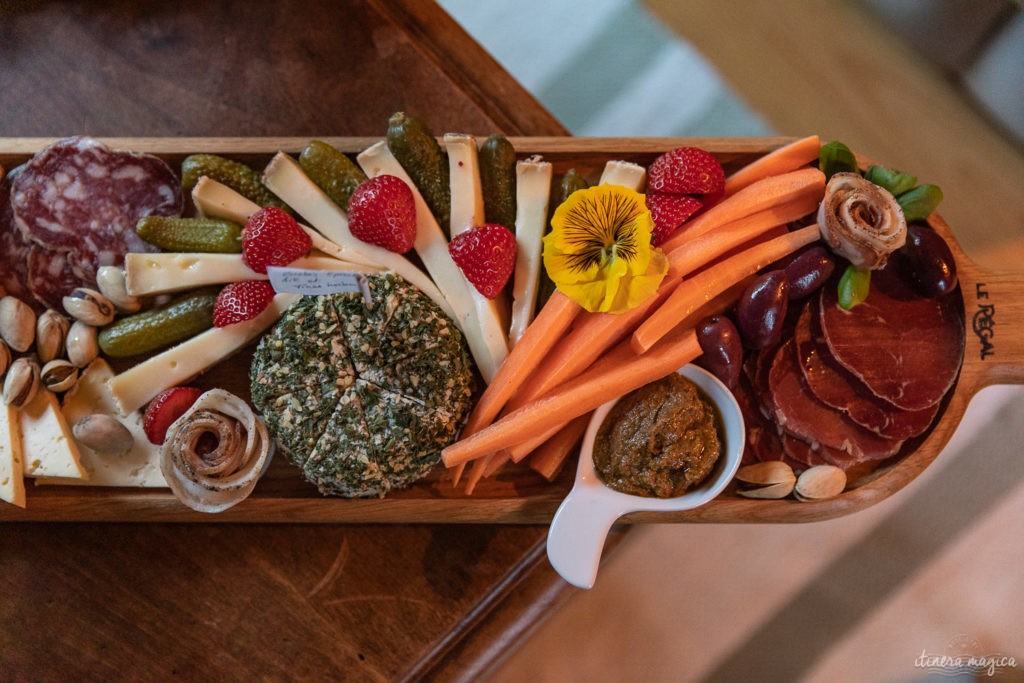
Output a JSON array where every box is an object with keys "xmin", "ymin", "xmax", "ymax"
[{"xmin": 0, "ymin": 2, "xmax": 594, "ymax": 679}]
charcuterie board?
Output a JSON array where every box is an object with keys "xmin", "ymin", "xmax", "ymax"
[{"xmin": 1, "ymin": 137, "xmax": 1021, "ymax": 523}]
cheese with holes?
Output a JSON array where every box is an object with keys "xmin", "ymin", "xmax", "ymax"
[
  {"xmin": 19, "ymin": 388, "xmax": 87, "ymax": 479},
  {"xmin": 0, "ymin": 403, "xmax": 26, "ymax": 507},
  {"xmin": 37, "ymin": 359, "xmax": 166, "ymax": 487}
]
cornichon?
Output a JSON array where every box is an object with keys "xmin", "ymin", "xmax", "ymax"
[
  {"xmin": 536, "ymin": 169, "xmax": 591, "ymax": 307},
  {"xmin": 98, "ymin": 288, "xmax": 218, "ymax": 357},
  {"xmin": 136, "ymin": 217, "xmax": 242, "ymax": 253},
  {"xmin": 181, "ymin": 154, "xmax": 288, "ymax": 211},
  {"xmin": 479, "ymin": 133, "xmax": 517, "ymax": 231},
  {"xmin": 298, "ymin": 139, "xmax": 367, "ymax": 211},
  {"xmin": 386, "ymin": 112, "xmax": 450, "ymax": 236}
]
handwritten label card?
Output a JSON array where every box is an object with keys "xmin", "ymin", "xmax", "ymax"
[{"xmin": 267, "ymin": 266, "xmax": 372, "ymax": 304}]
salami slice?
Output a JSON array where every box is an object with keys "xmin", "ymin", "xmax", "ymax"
[
  {"xmin": 10, "ymin": 136, "xmax": 182, "ymax": 285},
  {"xmin": 0, "ymin": 174, "xmax": 37, "ymax": 304},
  {"xmin": 27, "ymin": 247, "xmax": 85, "ymax": 311},
  {"xmin": 794, "ymin": 301, "xmax": 939, "ymax": 439},
  {"xmin": 820, "ymin": 261, "xmax": 964, "ymax": 411},
  {"xmin": 769, "ymin": 339, "xmax": 903, "ymax": 462}
]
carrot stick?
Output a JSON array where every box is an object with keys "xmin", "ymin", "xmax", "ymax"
[
  {"xmin": 660, "ymin": 167, "xmax": 825, "ymax": 253},
  {"xmin": 509, "ymin": 426, "xmax": 560, "ymax": 463},
  {"xmin": 530, "ymin": 414, "xmax": 591, "ymax": 481},
  {"xmin": 450, "ymin": 290, "xmax": 580, "ymax": 485},
  {"xmin": 632, "ymin": 225, "xmax": 820, "ymax": 354},
  {"xmin": 441, "ymin": 329, "xmax": 702, "ymax": 468},
  {"xmin": 724, "ymin": 135, "xmax": 820, "ymax": 197}
]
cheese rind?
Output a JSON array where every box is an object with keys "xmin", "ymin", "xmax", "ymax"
[
  {"xmin": 108, "ymin": 293, "xmax": 299, "ymax": 414},
  {"xmin": 0, "ymin": 403, "xmax": 26, "ymax": 507},
  {"xmin": 19, "ymin": 389, "xmax": 87, "ymax": 480},
  {"xmin": 42, "ymin": 359, "xmax": 166, "ymax": 487}
]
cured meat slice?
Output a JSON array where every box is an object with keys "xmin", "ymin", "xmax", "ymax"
[
  {"xmin": 820, "ymin": 261, "xmax": 964, "ymax": 411},
  {"xmin": 781, "ymin": 433, "xmax": 829, "ymax": 468},
  {"xmin": 0, "ymin": 175, "xmax": 36, "ymax": 304},
  {"xmin": 794, "ymin": 301, "xmax": 939, "ymax": 439},
  {"xmin": 10, "ymin": 136, "xmax": 181, "ymax": 284},
  {"xmin": 27, "ymin": 247, "xmax": 84, "ymax": 311},
  {"xmin": 769, "ymin": 339, "xmax": 903, "ymax": 462},
  {"xmin": 731, "ymin": 377, "xmax": 781, "ymax": 465}
]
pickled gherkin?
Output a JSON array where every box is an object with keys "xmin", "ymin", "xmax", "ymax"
[
  {"xmin": 136, "ymin": 216, "xmax": 242, "ymax": 253},
  {"xmin": 98, "ymin": 288, "xmax": 219, "ymax": 357},
  {"xmin": 181, "ymin": 154, "xmax": 288, "ymax": 211},
  {"xmin": 479, "ymin": 133, "xmax": 517, "ymax": 231},
  {"xmin": 299, "ymin": 140, "xmax": 367, "ymax": 211},
  {"xmin": 386, "ymin": 112, "xmax": 450, "ymax": 236}
]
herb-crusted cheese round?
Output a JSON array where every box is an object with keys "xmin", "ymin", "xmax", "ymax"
[{"xmin": 251, "ymin": 274, "xmax": 475, "ymax": 497}]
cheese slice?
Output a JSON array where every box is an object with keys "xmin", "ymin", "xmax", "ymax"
[
  {"xmin": 109, "ymin": 293, "xmax": 300, "ymax": 414},
  {"xmin": 124, "ymin": 252, "xmax": 377, "ymax": 297},
  {"xmin": 259, "ymin": 154, "xmax": 456, "ymax": 321},
  {"xmin": 0, "ymin": 403, "xmax": 26, "ymax": 507},
  {"xmin": 599, "ymin": 160, "xmax": 647, "ymax": 190},
  {"xmin": 509, "ymin": 156, "xmax": 553, "ymax": 347},
  {"xmin": 37, "ymin": 359, "xmax": 166, "ymax": 487},
  {"xmin": 444, "ymin": 133, "xmax": 509, "ymax": 383},
  {"xmin": 19, "ymin": 388, "xmax": 87, "ymax": 480}
]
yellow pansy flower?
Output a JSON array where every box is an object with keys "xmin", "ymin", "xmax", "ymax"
[{"xmin": 543, "ymin": 184, "xmax": 668, "ymax": 313}]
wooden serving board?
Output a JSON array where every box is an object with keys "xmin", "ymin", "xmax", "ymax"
[{"xmin": 2, "ymin": 137, "xmax": 1021, "ymax": 523}]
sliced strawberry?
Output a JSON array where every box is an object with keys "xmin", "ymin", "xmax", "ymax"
[
  {"xmin": 143, "ymin": 386, "xmax": 203, "ymax": 445},
  {"xmin": 347, "ymin": 175, "xmax": 417, "ymax": 253},
  {"xmin": 242, "ymin": 206, "xmax": 312, "ymax": 274},
  {"xmin": 449, "ymin": 224, "xmax": 516, "ymax": 299},
  {"xmin": 648, "ymin": 147, "xmax": 725, "ymax": 195},
  {"xmin": 645, "ymin": 192, "xmax": 702, "ymax": 246},
  {"xmin": 213, "ymin": 280, "xmax": 276, "ymax": 327}
]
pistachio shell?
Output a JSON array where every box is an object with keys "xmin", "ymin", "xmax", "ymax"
[
  {"xmin": 737, "ymin": 480, "xmax": 795, "ymax": 499},
  {"xmin": 0, "ymin": 341, "xmax": 10, "ymax": 378},
  {"xmin": 73, "ymin": 414, "xmax": 134, "ymax": 455},
  {"xmin": 96, "ymin": 266, "xmax": 141, "ymax": 313},
  {"xmin": 3, "ymin": 356, "xmax": 40, "ymax": 408},
  {"xmin": 794, "ymin": 465, "xmax": 847, "ymax": 501},
  {"xmin": 63, "ymin": 288, "xmax": 116, "ymax": 326},
  {"xmin": 36, "ymin": 310, "xmax": 70, "ymax": 364},
  {"xmin": 40, "ymin": 359, "xmax": 79, "ymax": 393},
  {"xmin": 736, "ymin": 460, "xmax": 796, "ymax": 486},
  {"xmin": 66, "ymin": 322, "xmax": 99, "ymax": 368},
  {"xmin": 0, "ymin": 296, "xmax": 37, "ymax": 352}
]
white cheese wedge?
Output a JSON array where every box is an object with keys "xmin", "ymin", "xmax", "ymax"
[
  {"xmin": 0, "ymin": 403, "xmax": 26, "ymax": 507},
  {"xmin": 599, "ymin": 160, "xmax": 647, "ymax": 190},
  {"xmin": 191, "ymin": 175, "xmax": 261, "ymax": 224},
  {"xmin": 39, "ymin": 359, "xmax": 166, "ymax": 487},
  {"xmin": 508, "ymin": 156, "xmax": 553, "ymax": 347},
  {"xmin": 19, "ymin": 388, "xmax": 87, "ymax": 480},
  {"xmin": 108, "ymin": 293, "xmax": 299, "ymax": 414},
  {"xmin": 358, "ymin": 141, "xmax": 506, "ymax": 382},
  {"xmin": 444, "ymin": 133, "xmax": 509, "ymax": 383},
  {"xmin": 259, "ymin": 154, "xmax": 456, "ymax": 321},
  {"xmin": 124, "ymin": 252, "xmax": 376, "ymax": 297}
]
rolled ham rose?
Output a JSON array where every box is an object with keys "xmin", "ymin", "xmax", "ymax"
[
  {"xmin": 817, "ymin": 173, "xmax": 906, "ymax": 270},
  {"xmin": 160, "ymin": 389, "xmax": 273, "ymax": 513}
]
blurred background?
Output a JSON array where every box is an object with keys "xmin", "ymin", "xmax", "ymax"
[{"xmin": 437, "ymin": 0, "xmax": 1024, "ymax": 680}]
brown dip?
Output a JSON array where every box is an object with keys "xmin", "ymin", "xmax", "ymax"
[{"xmin": 593, "ymin": 373, "xmax": 722, "ymax": 498}]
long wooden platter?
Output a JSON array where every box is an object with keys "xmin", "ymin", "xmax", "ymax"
[{"xmin": 2, "ymin": 137, "xmax": 1021, "ymax": 523}]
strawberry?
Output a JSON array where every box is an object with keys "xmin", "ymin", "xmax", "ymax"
[
  {"xmin": 645, "ymin": 192, "xmax": 702, "ymax": 246},
  {"xmin": 347, "ymin": 175, "xmax": 417, "ymax": 253},
  {"xmin": 143, "ymin": 386, "xmax": 203, "ymax": 445},
  {"xmin": 448, "ymin": 224, "xmax": 516, "ymax": 299},
  {"xmin": 647, "ymin": 147, "xmax": 725, "ymax": 195},
  {"xmin": 242, "ymin": 206, "xmax": 311, "ymax": 274},
  {"xmin": 213, "ymin": 280, "xmax": 276, "ymax": 327}
]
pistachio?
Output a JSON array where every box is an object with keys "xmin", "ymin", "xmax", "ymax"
[
  {"xmin": 0, "ymin": 341, "xmax": 10, "ymax": 378},
  {"xmin": 735, "ymin": 461, "xmax": 796, "ymax": 499},
  {"xmin": 35, "ymin": 310, "xmax": 70, "ymax": 364},
  {"xmin": 96, "ymin": 266, "xmax": 141, "ymax": 313},
  {"xmin": 0, "ymin": 295, "xmax": 37, "ymax": 352},
  {"xmin": 73, "ymin": 414, "xmax": 134, "ymax": 456},
  {"xmin": 4, "ymin": 356, "xmax": 40, "ymax": 408},
  {"xmin": 66, "ymin": 322, "xmax": 99, "ymax": 368},
  {"xmin": 794, "ymin": 465, "xmax": 847, "ymax": 501},
  {"xmin": 40, "ymin": 359, "xmax": 79, "ymax": 393},
  {"xmin": 63, "ymin": 288, "xmax": 116, "ymax": 326}
]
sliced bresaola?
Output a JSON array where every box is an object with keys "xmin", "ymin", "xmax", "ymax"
[
  {"xmin": 10, "ymin": 136, "xmax": 181, "ymax": 285},
  {"xmin": 731, "ymin": 376, "xmax": 783, "ymax": 465},
  {"xmin": 794, "ymin": 301, "xmax": 939, "ymax": 439},
  {"xmin": 769, "ymin": 339, "xmax": 903, "ymax": 462},
  {"xmin": 820, "ymin": 261, "xmax": 964, "ymax": 411}
]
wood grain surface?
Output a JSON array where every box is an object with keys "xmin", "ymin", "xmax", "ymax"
[{"xmin": 0, "ymin": 2, "xmax": 582, "ymax": 680}]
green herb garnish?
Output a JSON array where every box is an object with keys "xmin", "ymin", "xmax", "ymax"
[
  {"xmin": 837, "ymin": 265, "xmax": 871, "ymax": 310},
  {"xmin": 819, "ymin": 141, "xmax": 859, "ymax": 180},
  {"xmin": 864, "ymin": 165, "xmax": 917, "ymax": 195}
]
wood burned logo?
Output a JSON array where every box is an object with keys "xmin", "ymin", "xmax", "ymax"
[
  {"xmin": 915, "ymin": 634, "xmax": 1018, "ymax": 677},
  {"xmin": 974, "ymin": 283, "xmax": 995, "ymax": 360}
]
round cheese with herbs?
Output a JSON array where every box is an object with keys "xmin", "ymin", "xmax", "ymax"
[{"xmin": 250, "ymin": 274, "xmax": 475, "ymax": 497}]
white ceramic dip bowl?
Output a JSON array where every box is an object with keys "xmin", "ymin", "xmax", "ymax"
[{"xmin": 546, "ymin": 364, "xmax": 745, "ymax": 589}]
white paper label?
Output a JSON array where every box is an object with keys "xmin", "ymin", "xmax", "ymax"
[{"xmin": 267, "ymin": 266, "xmax": 372, "ymax": 304}]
